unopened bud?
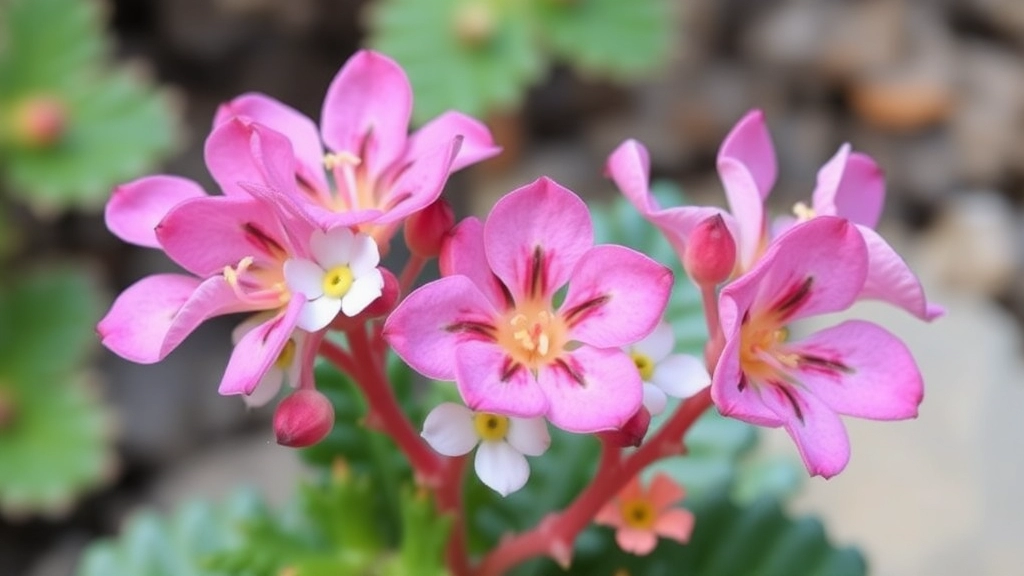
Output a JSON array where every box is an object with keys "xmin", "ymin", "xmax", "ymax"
[
  {"xmin": 684, "ymin": 214, "xmax": 736, "ymax": 287},
  {"xmin": 601, "ymin": 406, "xmax": 651, "ymax": 448},
  {"xmin": 10, "ymin": 95, "xmax": 68, "ymax": 149},
  {"xmin": 453, "ymin": 1, "xmax": 497, "ymax": 48},
  {"xmin": 404, "ymin": 199, "xmax": 455, "ymax": 258},
  {"xmin": 273, "ymin": 389, "xmax": 335, "ymax": 448}
]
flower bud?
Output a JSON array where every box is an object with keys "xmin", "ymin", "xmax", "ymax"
[
  {"xmin": 404, "ymin": 198, "xmax": 455, "ymax": 258},
  {"xmin": 684, "ymin": 214, "xmax": 736, "ymax": 287},
  {"xmin": 273, "ymin": 389, "xmax": 335, "ymax": 448},
  {"xmin": 10, "ymin": 95, "xmax": 68, "ymax": 150},
  {"xmin": 600, "ymin": 406, "xmax": 651, "ymax": 448}
]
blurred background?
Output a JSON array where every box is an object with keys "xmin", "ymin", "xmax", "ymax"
[{"xmin": 1, "ymin": 0, "xmax": 1023, "ymax": 574}]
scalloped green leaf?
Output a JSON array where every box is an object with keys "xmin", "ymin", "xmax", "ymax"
[
  {"xmin": 532, "ymin": 0, "xmax": 674, "ymax": 79},
  {"xmin": 367, "ymin": 0, "xmax": 545, "ymax": 123},
  {"xmin": 0, "ymin": 267, "xmax": 115, "ymax": 517}
]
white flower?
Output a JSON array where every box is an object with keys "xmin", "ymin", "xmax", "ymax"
[
  {"xmin": 232, "ymin": 316, "xmax": 308, "ymax": 408},
  {"xmin": 284, "ymin": 227, "xmax": 384, "ymax": 332},
  {"xmin": 421, "ymin": 402, "xmax": 550, "ymax": 497},
  {"xmin": 627, "ymin": 321, "xmax": 710, "ymax": 416}
]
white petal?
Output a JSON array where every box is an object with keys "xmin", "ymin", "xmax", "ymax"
[
  {"xmin": 421, "ymin": 402, "xmax": 478, "ymax": 456},
  {"xmin": 633, "ymin": 321, "xmax": 675, "ymax": 362},
  {"xmin": 340, "ymin": 271, "xmax": 384, "ymax": 316},
  {"xmin": 231, "ymin": 312, "xmax": 271, "ymax": 345},
  {"xmin": 506, "ymin": 416, "xmax": 550, "ymax": 457},
  {"xmin": 642, "ymin": 382, "xmax": 668, "ymax": 416},
  {"xmin": 296, "ymin": 296, "xmax": 342, "ymax": 332},
  {"xmin": 284, "ymin": 258, "xmax": 326, "ymax": 299},
  {"xmin": 475, "ymin": 441, "xmax": 530, "ymax": 497},
  {"xmin": 312, "ymin": 227, "xmax": 355, "ymax": 268},
  {"xmin": 243, "ymin": 367, "xmax": 284, "ymax": 408},
  {"xmin": 348, "ymin": 233, "xmax": 381, "ymax": 276},
  {"xmin": 651, "ymin": 354, "xmax": 710, "ymax": 399}
]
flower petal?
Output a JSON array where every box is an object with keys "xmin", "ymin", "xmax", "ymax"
[
  {"xmin": 788, "ymin": 320, "xmax": 923, "ymax": 420},
  {"xmin": 615, "ymin": 528, "xmax": 658, "ymax": 556},
  {"xmin": 341, "ymin": 271, "xmax": 384, "ymax": 316},
  {"xmin": 561, "ymin": 245, "xmax": 672, "ymax": 349},
  {"xmin": 421, "ymin": 402, "xmax": 478, "ymax": 456},
  {"xmin": 321, "ymin": 50, "xmax": 412, "ymax": 179},
  {"xmin": 717, "ymin": 110, "xmax": 776, "ymax": 268},
  {"xmin": 647, "ymin": 473, "xmax": 685, "ymax": 510},
  {"xmin": 348, "ymin": 232, "xmax": 381, "ymax": 275},
  {"xmin": 106, "ymin": 176, "xmax": 206, "ymax": 248},
  {"xmin": 474, "ymin": 440, "xmax": 530, "ymax": 497},
  {"xmin": 455, "ymin": 340, "xmax": 549, "ymax": 419},
  {"xmin": 214, "ymin": 92, "xmax": 329, "ymax": 194},
  {"xmin": 606, "ymin": 139, "xmax": 657, "ymax": 215},
  {"xmin": 761, "ymin": 383, "xmax": 851, "ymax": 478},
  {"xmin": 383, "ymin": 275, "xmax": 498, "ymax": 381},
  {"xmin": 857, "ymin": 226, "xmax": 943, "ymax": 321},
  {"xmin": 484, "ymin": 177, "xmax": 593, "ymax": 301},
  {"xmin": 594, "ymin": 499, "xmax": 626, "ymax": 529},
  {"xmin": 407, "ymin": 111, "xmax": 500, "ymax": 172},
  {"xmin": 642, "ymin": 383, "xmax": 668, "ymax": 416},
  {"xmin": 710, "ymin": 331, "xmax": 785, "ymax": 426},
  {"xmin": 219, "ymin": 298, "xmax": 302, "ymax": 396},
  {"xmin": 506, "ymin": 417, "xmax": 550, "ymax": 457},
  {"xmin": 297, "ymin": 295, "xmax": 342, "ymax": 332},
  {"xmin": 653, "ymin": 508, "xmax": 695, "ymax": 544},
  {"xmin": 651, "ymin": 354, "xmax": 710, "ymax": 400},
  {"xmin": 537, "ymin": 346, "xmax": 642, "ymax": 433},
  {"xmin": 243, "ymin": 367, "xmax": 284, "ymax": 408},
  {"xmin": 812, "ymin": 145, "xmax": 885, "ymax": 229},
  {"xmin": 440, "ymin": 217, "xmax": 508, "ymax": 310},
  {"xmin": 311, "ymin": 227, "xmax": 354, "ymax": 268},
  {"xmin": 374, "ymin": 135, "xmax": 460, "ymax": 225},
  {"xmin": 632, "ymin": 321, "xmax": 675, "ymax": 363},
  {"xmin": 284, "ymin": 258, "xmax": 325, "ymax": 299}
]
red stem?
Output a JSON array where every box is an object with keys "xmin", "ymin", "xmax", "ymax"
[
  {"xmin": 437, "ymin": 455, "xmax": 470, "ymax": 576},
  {"xmin": 399, "ymin": 254, "xmax": 427, "ymax": 296}
]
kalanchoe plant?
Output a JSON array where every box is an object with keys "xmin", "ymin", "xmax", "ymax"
[{"xmin": 89, "ymin": 49, "xmax": 934, "ymax": 575}]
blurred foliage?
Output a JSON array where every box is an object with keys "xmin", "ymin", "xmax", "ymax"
[
  {"xmin": 0, "ymin": 267, "xmax": 114, "ymax": 517},
  {"xmin": 367, "ymin": 0, "xmax": 674, "ymax": 123},
  {"xmin": 0, "ymin": 0, "xmax": 178, "ymax": 214}
]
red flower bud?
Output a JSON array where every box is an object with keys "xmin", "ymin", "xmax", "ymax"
[
  {"xmin": 684, "ymin": 214, "xmax": 736, "ymax": 287},
  {"xmin": 273, "ymin": 389, "xmax": 335, "ymax": 448},
  {"xmin": 404, "ymin": 199, "xmax": 455, "ymax": 258},
  {"xmin": 600, "ymin": 406, "xmax": 651, "ymax": 448},
  {"xmin": 10, "ymin": 95, "xmax": 68, "ymax": 150}
]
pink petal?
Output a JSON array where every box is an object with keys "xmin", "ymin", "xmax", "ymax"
[
  {"xmin": 537, "ymin": 346, "xmax": 642, "ymax": 433},
  {"xmin": 219, "ymin": 298, "xmax": 302, "ymax": 396},
  {"xmin": 157, "ymin": 195, "xmax": 288, "ymax": 277},
  {"xmin": 560, "ymin": 244, "xmax": 672, "ymax": 348},
  {"xmin": 812, "ymin": 146, "xmax": 885, "ymax": 229},
  {"xmin": 98, "ymin": 274, "xmax": 248, "ymax": 363},
  {"xmin": 646, "ymin": 473, "xmax": 685, "ymax": 510},
  {"xmin": 710, "ymin": 331, "xmax": 785, "ymax": 426},
  {"xmin": 215, "ymin": 93, "xmax": 329, "ymax": 194},
  {"xmin": 320, "ymin": 50, "xmax": 412, "ymax": 179},
  {"xmin": 383, "ymin": 275, "xmax": 497, "ymax": 381},
  {"xmin": 454, "ymin": 339, "xmax": 549, "ymax": 419},
  {"xmin": 857, "ymin": 226, "xmax": 944, "ymax": 321},
  {"xmin": 407, "ymin": 111, "xmax": 500, "ymax": 172},
  {"xmin": 206, "ymin": 119, "xmax": 304, "ymax": 199},
  {"xmin": 720, "ymin": 217, "xmax": 868, "ymax": 332},
  {"xmin": 484, "ymin": 177, "xmax": 593, "ymax": 301},
  {"xmin": 106, "ymin": 176, "xmax": 206, "ymax": 248},
  {"xmin": 787, "ymin": 320, "xmax": 923, "ymax": 420},
  {"xmin": 374, "ymin": 134, "xmax": 461, "ymax": 225},
  {"xmin": 440, "ymin": 217, "xmax": 509, "ymax": 310},
  {"xmin": 616, "ymin": 528, "xmax": 658, "ymax": 556},
  {"xmin": 653, "ymin": 508, "xmax": 695, "ymax": 544},
  {"xmin": 594, "ymin": 499, "xmax": 626, "ymax": 529},
  {"xmin": 717, "ymin": 110, "xmax": 776, "ymax": 268},
  {"xmin": 606, "ymin": 139, "xmax": 656, "ymax": 215},
  {"xmin": 760, "ymin": 383, "xmax": 851, "ymax": 478}
]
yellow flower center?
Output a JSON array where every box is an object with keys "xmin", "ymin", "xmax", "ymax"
[
  {"xmin": 322, "ymin": 265, "xmax": 354, "ymax": 299},
  {"xmin": 620, "ymin": 498, "xmax": 656, "ymax": 530},
  {"xmin": 631, "ymin": 351, "xmax": 655, "ymax": 381},
  {"xmin": 739, "ymin": 313, "xmax": 796, "ymax": 383},
  {"xmin": 495, "ymin": 301, "xmax": 568, "ymax": 370},
  {"xmin": 473, "ymin": 413, "xmax": 509, "ymax": 442},
  {"xmin": 274, "ymin": 339, "xmax": 296, "ymax": 370}
]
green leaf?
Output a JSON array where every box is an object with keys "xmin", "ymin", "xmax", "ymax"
[
  {"xmin": 367, "ymin": 0, "xmax": 545, "ymax": 123},
  {"xmin": 532, "ymin": 0, "xmax": 674, "ymax": 79},
  {"xmin": 0, "ymin": 267, "xmax": 115, "ymax": 517}
]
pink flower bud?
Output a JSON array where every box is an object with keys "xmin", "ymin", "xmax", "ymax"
[
  {"xmin": 684, "ymin": 214, "xmax": 736, "ymax": 287},
  {"xmin": 11, "ymin": 95, "xmax": 68, "ymax": 150},
  {"xmin": 273, "ymin": 389, "xmax": 335, "ymax": 448},
  {"xmin": 404, "ymin": 199, "xmax": 455, "ymax": 258},
  {"xmin": 600, "ymin": 406, "xmax": 651, "ymax": 448}
]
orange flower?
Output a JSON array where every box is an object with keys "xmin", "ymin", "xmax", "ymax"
[{"xmin": 594, "ymin": 473, "xmax": 695, "ymax": 555}]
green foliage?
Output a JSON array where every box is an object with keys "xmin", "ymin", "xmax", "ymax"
[
  {"xmin": 367, "ymin": 0, "xmax": 673, "ymax": 123},
  {"xmin": 0, "ymin": 0, "xmax": 178, "ymax": 213},
  {"xmin": 0, "ymin": 266, "xmax": 115, "ymax": 517}
]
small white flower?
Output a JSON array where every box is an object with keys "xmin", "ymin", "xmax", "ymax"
[
  {"xmin": 284, "ymin": 227, "xmax": 384, "ymax": 332},
  {"xmin": 627, "ymin": 321, "xmax": 710, "ymax": 416},
  {"xmin": 232, "ymin": 316, "xmax": 308, "ymax": 408},
  {"xmin": 421, "ymin": 402, "xmax": 550, "ymax": 497}
]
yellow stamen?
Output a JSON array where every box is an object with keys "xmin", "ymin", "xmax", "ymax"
[
  {"xmin": 274, "ymin": 339, "xmax": 296, "ymax": 369},
  {"xmin": 322, "ymin": 265, "xmax": 354, "ymax": 299},
  {"xmin": 631, "ymin": 351, "xmax": 655, "ymax": 381},
  {"xmin": 793, "ymin": 201, "xmax": 816, "ymax": 222},
  {"xmin": 323, "ymin": 151, "xmax": 361, "ymax": 170},
  {"xmin": 620, "ymin": 498, "xmax": 656, "ymax": 530},
  {"xmin": 473, "ymin": 413, "xmax": 509, "ymax": 442}
]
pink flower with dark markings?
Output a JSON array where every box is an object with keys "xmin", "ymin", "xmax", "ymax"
[
  {"xmin": 712, "ymin": 217, "xmax": 924, "ymax": 478},
  {"xmin": 211, "ymin": 50, "xmax": 500, "ymax": 246},
  {"xmin": 383, "ymin": 178, "xmax": 673, "ymax": 433}
]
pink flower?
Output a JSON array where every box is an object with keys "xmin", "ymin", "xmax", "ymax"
[
  {"xmin": 212, "ymin": 50, "xmax": 501, "ymax": 244},
  {"xmin": 711, "ymin": 217, "xmax": 924, "ymax": 478},
  {"xmin": 594, "ymin": 473, "xmax": 695, "ymax": 555},
  {"xmin": 383, "ymin": 178, "xmax": 673, "ymax": 433}
]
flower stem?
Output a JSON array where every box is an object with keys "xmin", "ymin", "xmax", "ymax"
[
  {"xmin": 437, "ymin": 455, "xmax": 470, "ymax": 576},
  {"xmin": 399, "ymin": 253, "xmax": 427, "ymax": 296},
  {"xmin": 700, "ymin": 285, "xmax": 725, "ymax": 373},
  {"xmin": 474, "ymin": 387, "xmax": 713, "ymax": 576}
]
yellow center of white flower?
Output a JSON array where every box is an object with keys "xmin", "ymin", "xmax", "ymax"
[
  {"xmin": 322, "ymin": 265, "xmax": 354, "ymax": 299},
  {"xmin": 620, "ymin": 498, "xmax": 656, "ymax": 530},
  {"xmin": 631, "ymin": 351, "xmax": 655, "ymax": 381},
  {"xmin": 473, "ymin": 413, "xmax": 509, "ymax": 442},
  {"xmin": 274, "ymin": 339, "xmax": 296, "ymax": 370}
]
